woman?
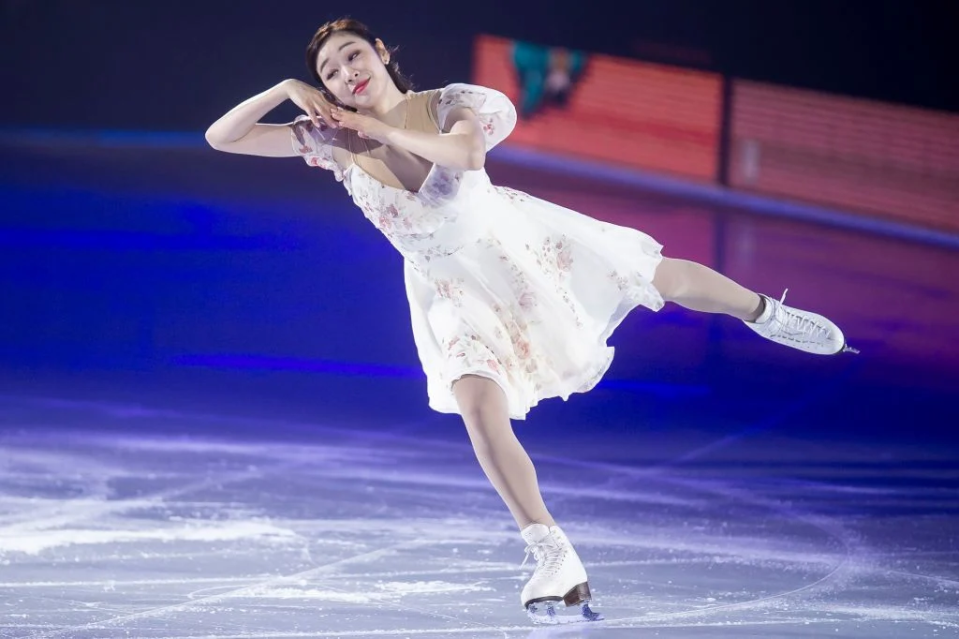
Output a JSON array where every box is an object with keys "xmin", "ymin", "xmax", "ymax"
[{"xmin": 205, "ymin": 18, "xmax": 855, "ymax": 624}]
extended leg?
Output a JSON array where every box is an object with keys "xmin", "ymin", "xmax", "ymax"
[
  {"xmin": 652, "ymin": 257, "xmax": 765, "ymax": 321},
  {"xmin": 651, "ymin": 257, "xmax": 856, "ymax": 355}
]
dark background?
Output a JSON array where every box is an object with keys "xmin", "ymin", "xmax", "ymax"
[
  {"xmin": 1, "ymin": 0, "xmax": 957, "ymax": 448},
  {"xmin": 2, "ymin": 0, "xmax": 956, "ymax": 134}
]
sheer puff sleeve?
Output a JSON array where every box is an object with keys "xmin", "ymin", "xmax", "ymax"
[
  {"xmin": 290, "ymin": 115, "xmax": 344, "ymax": 181},
  {"xmin": 435, "ymin": 83, "xmax": 517, "ymax": 150}
]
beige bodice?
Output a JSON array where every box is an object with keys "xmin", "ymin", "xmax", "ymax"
[{"xmin": 338, "ymin": 89, "xmax": 442, "ymax": 193}]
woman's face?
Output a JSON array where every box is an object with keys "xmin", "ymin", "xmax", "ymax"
[{"xmin": 316, "ymin": 32, "xmax": 391, "ymax": 108}]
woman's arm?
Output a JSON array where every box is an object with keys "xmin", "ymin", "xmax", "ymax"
[
  {"xmin": 385, "ymin": 107, "xmax": 486, "ymax": 170},
  {"xmin": 205, "ymin": 80, "xmax": 336, "ymax": 157},
  {"xmin": 331, "ymin": 105, "xmax": 486, "ymax": 171}
]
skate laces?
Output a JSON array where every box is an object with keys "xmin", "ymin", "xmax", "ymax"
[
  {"xmin": 772, "ymin": 289, "xmax": 829, "ymax": 340},
  {"xmin": 522, "ymin": 534, "xmax": 566, "ymax": 577}
]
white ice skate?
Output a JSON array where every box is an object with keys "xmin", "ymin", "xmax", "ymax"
[
  {"xmin": 520, "ymin": 524, "xmax": 603, "ymax": 624},
  {"xmin": 745, "ymin": 289, "xmax": 859, "ymax": 355}
]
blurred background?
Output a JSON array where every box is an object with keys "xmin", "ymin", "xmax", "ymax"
[
  {"xmin": 1, "ymin": 0, "xmax": 958, "ymax": 445},
  {"xmin": 1, "ymin": 2, "xmax": 959, "ymax": 635}
]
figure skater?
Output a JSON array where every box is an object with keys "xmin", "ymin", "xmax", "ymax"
[{"xmin": 205, "ymin": 18, "xmax": 856, "ymax": 624}]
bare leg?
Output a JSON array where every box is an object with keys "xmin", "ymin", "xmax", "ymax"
[
  {"xmin": 652, "ymin": 257, "xmax": 765, "ymax": 321},
  {"xmin": 452, "ymin": 374, "xmax": 555, "ymax": 530}
]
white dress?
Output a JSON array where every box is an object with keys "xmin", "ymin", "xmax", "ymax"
[{"xmin": 291, "ymin": 83, "xmax": 665, "ymax": 420}]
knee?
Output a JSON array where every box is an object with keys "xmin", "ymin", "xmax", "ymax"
[
  {"xmin": 652, "ymin": 257, "xmax": 686, "ymax": 301},
  {"xmin": 459, "ymin": 397, "xmax": 503, "ymax": 433},
  {"xmin": 453, "ymin": 375, "xmax": 510, "ymax": 439}
]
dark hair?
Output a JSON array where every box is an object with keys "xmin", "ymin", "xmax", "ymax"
[{"xmin": 306, "ymin": 18, "xmax": 414, "ymax": 108}]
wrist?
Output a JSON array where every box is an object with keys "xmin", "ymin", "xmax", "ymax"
[
  {"xmin": 384, "ymin": 126, "xmax": 404, "ymax": 145},
  {"xmin": 275, "ymin": 79, "xmax": 294, "ymax": 98}
]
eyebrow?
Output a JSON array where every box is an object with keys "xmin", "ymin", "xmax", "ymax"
[{"xmin": 319, "ymin": 40, "xmax": 358, "ymax": 75}]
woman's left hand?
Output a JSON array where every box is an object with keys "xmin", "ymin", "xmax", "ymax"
[{"xmin": 330, "ymin": 107, "xmax": 394, "ymax": 144}]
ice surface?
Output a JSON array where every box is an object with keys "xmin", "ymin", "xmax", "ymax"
[{"xmin": 0, "ymin": 395, "xmax": 957, "ymax": 638}]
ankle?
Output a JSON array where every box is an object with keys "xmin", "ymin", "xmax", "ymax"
[
  {"xmin": 746, "ymin": 294, "xmax": 769, "ymax": 323},
  {"xmin": 520, "ymin": 517, "xmax": 557, "ymax": 532}
]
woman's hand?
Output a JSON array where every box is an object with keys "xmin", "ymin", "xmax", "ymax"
[
  {"xmin": 329, "ymin": 107, "xmax": 395, "ymax": 144},
  {"xmin": 283, "ymin": 79, "xmax": 337, "ymax": 129}
]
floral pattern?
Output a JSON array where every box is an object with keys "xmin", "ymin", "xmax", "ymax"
[
  {"xmin": 291, "ymin": 83, "xmax": 666, "ymax": 420},
  {"xmin": 290, "ymin": 117, "xmax": 343, "ymax": 182},
  {"xmin": 434, "ymin": 84, "xmax": 516, "ymax": 149},
  {"xmin": 435, "ymin": 277, "xmax": 466, "ymax": 307}
]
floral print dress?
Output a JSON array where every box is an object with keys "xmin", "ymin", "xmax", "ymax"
[{"xmin": 291, "ymin": 83, "xmax": 665, "ymax": 420}]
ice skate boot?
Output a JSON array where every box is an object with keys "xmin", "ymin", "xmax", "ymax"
[
  {"xmin": 520, "ymin": 523, "xmax": 603, "ymax": 624},
  {"xmin": 744, "ymin": 289, "xmax": 859, "ymax": 355}
]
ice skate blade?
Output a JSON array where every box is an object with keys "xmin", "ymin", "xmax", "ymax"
[
  {"xmin": 526, "ymin": 600, "xmax": 604, "ymax": 625},
  {"xmin": 525, "ymin": 583, "xmax": 603, "ymax": 625}
]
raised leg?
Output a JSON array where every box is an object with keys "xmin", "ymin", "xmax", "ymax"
[
  {"xmin": 652, "ymin": 257, "xmax": 765, "ymax": 321},
  {"xmin": 651, "ymin": 256, "xmax": 855, "ymax": 355}
]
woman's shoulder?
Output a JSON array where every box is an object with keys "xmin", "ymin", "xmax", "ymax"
[
  {"xmin": 411, "ymin": 84, "xmax": 498, "ymax": 117},
  {"xmin": 414, "ymin": 82, "xmax": 501, "ymax": 96}
]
